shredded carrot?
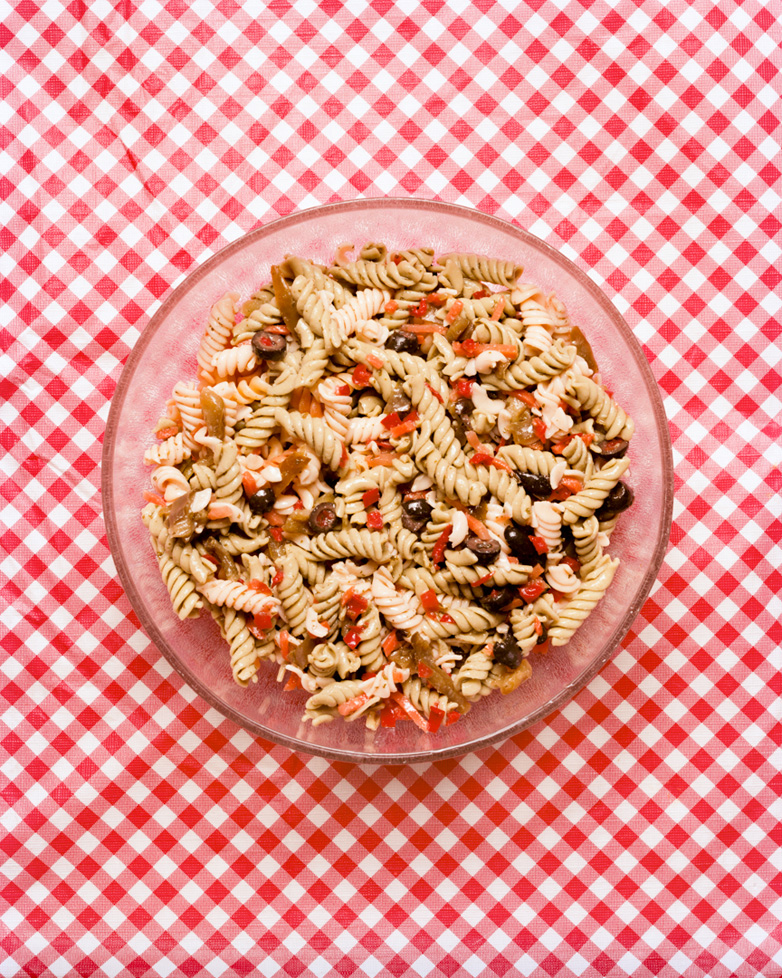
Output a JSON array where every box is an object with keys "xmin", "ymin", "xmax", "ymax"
[
  {"xmin": 465, "ymin": 513, "xmax": 490, "ymax": 541},
  {"xmin": 402, "ymin": 321, "xmax": 448, "ymax": 335},
  {"xmin": 367, "ymin": 453, "xmax": 397, "ymax": 467},
  {"xmin": 338, "ymin": 693, "xmax": 370, "ymax": 716},
  {"xmin": 491, "ymin": 296, "xmax": 504, "ymax": 320},
  {"xmin": 466, "ymin": 430, "xmax": 483, "ymax": 451},
  {"xmin": 142, "ymin": 490, "xmax": 167, "ymax": 508},
  {"xmin": 366, "ymin": 353, "xmax": 384, "ymax": 369},
  {"xmin": 446, "ymin": 300, "xmax": 463, "ymax": 324}
]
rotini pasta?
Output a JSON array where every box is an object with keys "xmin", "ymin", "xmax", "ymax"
[{"xmin": 141, "ymin": 242, "xmax": 636, "ymax": 735}]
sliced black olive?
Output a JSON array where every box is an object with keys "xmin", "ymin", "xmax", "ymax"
[
  {"xmin": 248, "ymin": 487, "xmax": 277, "ymax": 514},
  {"xmin": 504, "ymin": 523, "xmax": 538, "ymax": 560},
  {"xmin": 590, "ymin": 437, "xmax": 629, "ymax": 459},
  {"xmin": 516, "ymin": 471, "xmax": 552, "ymax": 499},
  {"xmin": 385, "ymin": 330, "xmax": 419, "ymax": 355},
  {"xmin": 251, "ymin": 330, "xmax": 287, "ymax": 361},
  {"xmin": 597, "ymin": 481, "xmax": 634, "ymax": 516},
  {"xmin": 494, "ymin": 634, "xmax": 523, "ymax": 670},
  {"xmin": 464, "ymin": 534, "xmax": 501, "ymax": 564},
  {"xmin": 401, "ymin": 514, "xmax": 428, "ymax": 533},
  {"xmin": 480, "ymin": 587, "xmax": 517, "ymax": 612},
  {"xmin": 308, "ymin": 502, "xmax": 339, "ymax": 533},
  {"xmin": 402, "ymin": 498, "xmax": 433, "ymax": 522},
  {"xmin": 453, "ymin": 397, "xmax": 473, "ymax": 418}
]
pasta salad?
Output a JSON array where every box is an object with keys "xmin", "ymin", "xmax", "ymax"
[{"xmin": 141, "ymin": 243, "xmax": 634, "ymax": 733}]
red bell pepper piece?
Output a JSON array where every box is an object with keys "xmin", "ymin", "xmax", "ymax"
[
  {"xmin": 381, "ymin": 412, "xmax": 402, "ymax": 430},
  {"xmin": 283, "ymin": 672, "xmax": 302, "ymax": 692},
  {"xmin": 247, "ymin": 580, "xmax": 272, "ymax": 595},
  {"xmin": 271, "ymin": 568, "xmax": 284, "ymax": 588},
  {"xmin": 342, "ymin": 588, "xmax": 369, "ymax": 621},
  {"xmin": 425, "ymin": 384, "xmax": 443, "ymax": 403},
  {"xmin": 269, "ymin": 527, "xmax": 283, "ymax": 542},
  {"xmin": 366, "ymin": 353, "xmax": 384, "ymax": 369},
  {"xmin": 381, "ymin": 631, "xmax": 398, "ymax": 656},
  {"xmin": 417, "ymin": 662, "xmax": 433, "ymax": 679},
  {"xmin": 446, "ymin": 300, "xmax": 463, "ymax": 324},
  {"xmin": 562, "ymin": 556, "xmax": 581, "ymax": 574},
  {"xmin": 519, "ymin": 580, "xmax": 546, "ymax": 603},
  {"xmin": 530, "ymin": 535, "xmax": 549, "ymax": 555},
  {"xmin": 366, "ymin": 511, "xmax": 384, "ymax": 531},
  {"xmin": 352, "ymin": 364, "xmax": 372, "ymax": 388},
  {"xmin": 445, "ymin": 711, "xmax": 461, "ymax": 726},
  {"xmin": 428, "ymin": 706, "xmax": 445, "ymax": 733},
  {"xmin": 362, "ymin": 488, "xmax": 381, "ymax": 508},
  {"xmin": 142, "ymin": 490, "xmax": 167, "ymax": 508},
  {"xmin": 532, "ymin": 418, "xmax": 548, "ymax": 443},
  {"xmin": 338, "ymin": 692, "xmax": 370, "ymax": 716},
  {"xmin": 420, "ymin": 590, "xmax": 439, "ymax": 613},
  {"xmin": 336, "ymin": 384, "xmax": 351, "ymax": 396},
  {"xmin": 252, "ymin": 611, "xmax": 273, "ymax": 632},
  {"xmin": 511, "ymin": 390, "xmax": 537, "ymax": 408},
  {"xmin": 455, "ymin": 378, "xmax": 474, "ymax": 399},
  {"xmin": 344, "ymin": 626, "xmax": 364, "ymax": 649},
  {"xmin": 432, "ymin": 525, "xmax": 452, "ymax": 566}
]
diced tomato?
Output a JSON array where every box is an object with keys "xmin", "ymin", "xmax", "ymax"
[
  {"xmin": 563, "ymin": 556, "xmax": 581, "ymax": 574},
  {"xmin": 366, "ymin": 510, "xmax": 384, "ymax": 531},
  {"xmin": 271, "ymin": 569, "xmax": 284, "ymax": 588},
  {"xmin": 550, "ymin": 476, "xmax": 583, "ymax": 501},
  {"xmin": 338, "ymin": 692, "xmax": 370, "ymax": 716},
  {"xmin": 242, "ymin": 471, "xmax": 258, "ymax": 497},
  {"xmin": 293, "ymin": 499, "xmax": 304, "ymax": 510},
  {"xmin": 519, "ymin": 580, "xmax": 547, "ymax": 603},
  {"xmin": 352, "ymin": 364, "xmax": 372, "ymax": 388},
  {"xmin": 530, "ymin": 535, "xmax": 549, "ymax": 555},
  {"xmin": 417, "ymin": 662, "xmax": 433, "ymax": 679},
  {"xmin": 446, "ymin": 300, "xmax": 463, "ymax": 324},
  {"xmin": 471, "ymin": 289, "xmax": 488, "ymax": 300},
  {"xmin": 428, "ymin": 706, "xmax": 445, "ymax": 733},
  {"xmin": 362, "ymin": 488, "xmax": 380, "ymax": 508},
  {"xmin": 432, "ymin": 525, "xmax": 452, "ymax": 566},
  {"xmin": 532, "ymin": 418, "xmax": 548, "ymax": 443},
  {"xmin": 142, "ymin": 490, "xmax": 167, "ymax": 508},
  {"xmin": 455, "ymin": 378, "xmax": 474, "ymax": 398},
  {"xmin": 390, "ymin": 692, "xmax": 429, "ymax": 731},
  {"xmin": 344, "ymin": 626, "xmax": 364, "ymax": 649},
  {"xmin": 283, "ymin": 672, "xmax": 302, "ymax": 692},
  {"xmin": 420, "ymin": 590, "xmax": 439, "ymax": 613},
  {"xmin": 367, "ymin": 453, "xmax": 397, "ymax": 467},
  {"xmin": 247, "ymin": 580, "xmax": 272, "ymax": 595},
  {"xmin": 445, "ymin": 711, "xmax": 461, "ymax": 726},
  {"xmin": 381, "ymin": 631, "xmax": 399, "ymax": 656},
  {"xmin": 264, "ymin": 324, "xmax": 290, "ymax": 335},
  {"xmin": 253, "ymin": 611, "xmax": 273, "ymax": 631},
  {"xmin": 336, "ymin": 384, "xmax": 351, "ymax": 396},
  {"xmin": 439, "ymin": 613, "xmax": 455, "ymax": 625},
  {"xmin": 155, "ymin": 426, "xmax": 178, "ymax": 441},
  {"xmin": 342, "ymin": 588, "xmax": 369, "ymax": 621},
  {"xmin": 266, "ymin": 511, "xmax": 286, "ymax": 526},
  {"xmin": 366, "ymin": 353, "xmax": 384, "ymax": 369},
  {"xmin": 381, "ymin": 412, "xmax": 402, "ymax": 430},
  {"xmin": 412, "ymin": 298, "xmax": 427, "ymax": 317},
  {"xmin": 425, "ymin": 383, "xmax": 443, "ymax": 403},
  {"xmin": 384, "ymin": 300, "xmax": 398, "ymax": 314},
  {"xmin": 511, "ymin": 390, "xmax": 537, "ymax": 409},
  {"xmin": 269, "ymin": 526, "xmax": 283, "ymax": 542}
]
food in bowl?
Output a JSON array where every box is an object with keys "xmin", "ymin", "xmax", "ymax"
[{"xmin": 140, "ymin": 243, "xmax": 635, "ymax": 734}]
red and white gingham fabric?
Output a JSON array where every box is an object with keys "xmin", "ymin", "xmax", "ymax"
[{"xmin": 1, "ymin": 0, "xmax": 781, "ymax": 975}]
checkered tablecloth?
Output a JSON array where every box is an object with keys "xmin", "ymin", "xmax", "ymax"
[{"xmin": 2, "ymin": 0, "xmax": 781, "ymax": 975}]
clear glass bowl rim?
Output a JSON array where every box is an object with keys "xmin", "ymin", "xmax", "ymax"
[{"xmin": 102, "ymin": 197, "xmax": 674, "ymax": 764}]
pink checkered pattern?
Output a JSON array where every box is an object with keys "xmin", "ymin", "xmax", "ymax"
[{"xmin": 1, "ymin": 0, "xmax": 781, "ymax": 974}]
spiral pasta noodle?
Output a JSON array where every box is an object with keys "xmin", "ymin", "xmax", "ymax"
[{"xmin": 141, "ymin": 241, "xmax": 636, "ymax": 734}]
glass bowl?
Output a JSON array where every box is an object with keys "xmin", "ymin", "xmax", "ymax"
[{"xmin": 103, "ymin": 198, "xmax": 673, "ymax": 764}]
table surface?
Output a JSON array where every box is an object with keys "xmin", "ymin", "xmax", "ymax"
[{"xmin": 2, "ymin": 1, "xmax": 781, "ymax": 976}]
